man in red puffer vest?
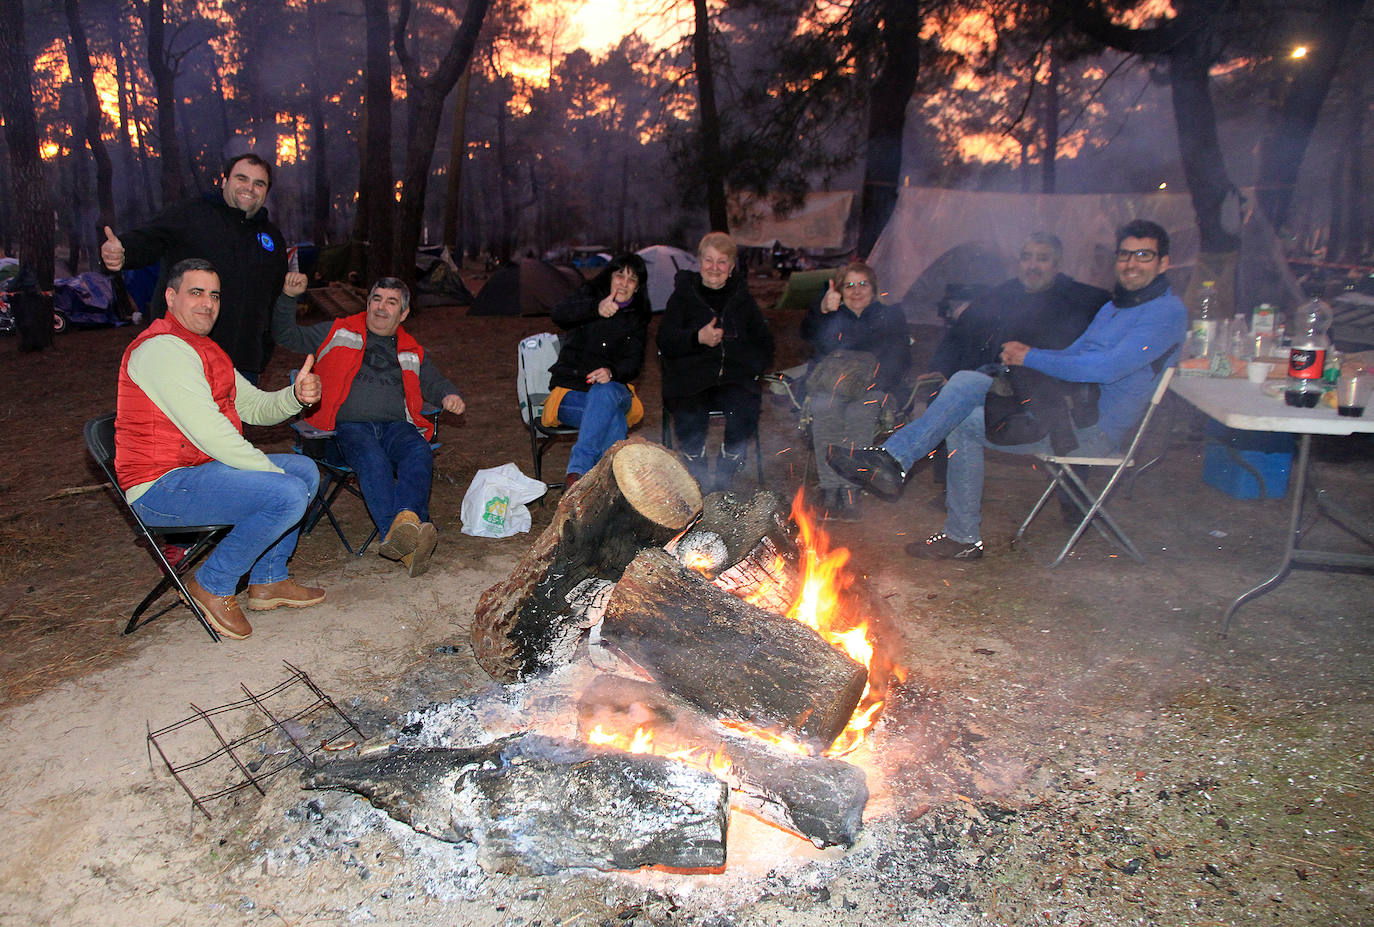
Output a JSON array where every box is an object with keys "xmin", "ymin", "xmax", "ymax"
[
  {"xmin": 116, "ymin": 259, "xmax": 327, "ymax": 640},
  {"xmin": 273, "ymin": 275, "xmax": 465, "ymax": 577}
]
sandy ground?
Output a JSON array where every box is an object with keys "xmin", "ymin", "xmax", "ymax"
[{"xmin": 0, "ymin": 291, "xmax": 1371, "ymax": 926}]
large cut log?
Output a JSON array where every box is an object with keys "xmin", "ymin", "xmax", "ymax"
[
  {"xmin": 472, "ymin": 441, "xmax": 701, "ymax": 681},
  {"xmin": 305, "ymin": 732, "xmax": 729, "ymax": 875},
  {"xmin": 602, "ymin": 548, "xmax": 868, "ymax": 750},
  {"xmin": 579, "ymin": 675, "xmax": 868, "ymax": 847}
]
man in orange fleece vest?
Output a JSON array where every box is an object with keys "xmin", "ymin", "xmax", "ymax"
[
  {"xmin": 116, "ymin": 258, "xmax": 326, "ymax": 640},
  {"xmin": 273, "ymin": 274, "xmax": 464, "ymax": 577}
]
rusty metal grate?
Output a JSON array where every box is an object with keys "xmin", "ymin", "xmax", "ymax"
[{"xmin": 146, "ymin": 660, "xmax": 364, "ymax": 819}]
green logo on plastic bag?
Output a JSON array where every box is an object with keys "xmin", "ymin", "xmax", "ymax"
[{"xmin": 482, "ymin": 495, "xmax": 510, "ymax": 525}]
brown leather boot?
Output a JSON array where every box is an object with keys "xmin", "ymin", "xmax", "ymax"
[
  {"xmin": 399, "ymin": 522, "xmax": 438, "ymax": 578},
  {"xmin": 378, "ymin": 510, "xmax": 422, "ymax": 561},
  {"xmin": 246, "ymin": 578, "xmax": 326, "ymax": 611},
  {"xmin": 184, "ymin": 576, "xmax": 252, "ymax": 640}
]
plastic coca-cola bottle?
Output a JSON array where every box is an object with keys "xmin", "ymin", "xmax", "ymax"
[{"xmin": 1286, "ymin": 294, "xmax": 1333, "ymax": 408}]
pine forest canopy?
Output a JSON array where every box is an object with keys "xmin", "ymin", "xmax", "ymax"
[{"xmin": 0, "ymin": 0, "xmax": 1369, "ymax": 289}]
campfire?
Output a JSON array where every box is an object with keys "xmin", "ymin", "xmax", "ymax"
[{"xmin": 308, "ymin": 441, "xmax": 902, "ymax": 875}]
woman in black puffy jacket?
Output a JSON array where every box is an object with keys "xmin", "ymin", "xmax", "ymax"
[{"xmin": 545, "ymin": 253, "xmax": 651, "ymax": 487}]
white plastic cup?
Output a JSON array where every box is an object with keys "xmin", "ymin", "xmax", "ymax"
[{"xmin": 1247, "ymin": 361, "xmax": 1273, "ymax": 384}]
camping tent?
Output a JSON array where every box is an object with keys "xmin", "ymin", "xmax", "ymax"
[
  {"xmin": 414, "ymin": 247, "xmax": 475, "ymax": 308},
  {"xmin": 469, "ymin": 259, "xmax": 583, "ymax": 316},
  {"xmin": 635, "ymin": 245, "xmax": 699, "ymax": 313}
]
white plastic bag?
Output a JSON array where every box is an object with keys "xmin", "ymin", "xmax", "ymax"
[{"xmin": 460, "ymin": 463, "xmax": 547, "ymax": 538}]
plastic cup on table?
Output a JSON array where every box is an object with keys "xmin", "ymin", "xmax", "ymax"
[
  {"xmin": 1336, "ymin": 370, "xmax": 1371, "ymax": 417},
  {"xmin": 1247, "ymin": 361, "xmax": 1273, "ymax": 385}
]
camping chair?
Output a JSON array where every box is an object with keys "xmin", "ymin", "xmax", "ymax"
[
  {"xmin": 1012, "ymin": 367, "xmax": 1176, "ymax": 567},
  {"xmin": 518, "ymin": 332, "xmax": 578, "ymax": 485},
  {"xmin": 84, "ymin": 413, "xmax": 231, "ymax": 642},
  {"xmin": 291, "ymin": 410, "xmax": 442, "ymax": 556}
]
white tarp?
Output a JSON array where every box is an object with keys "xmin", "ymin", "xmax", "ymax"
[
  {"xmin": 867, "ymin": 187, "xmax": 1202, "ymax": 316},
  {"xmin": 729, "ymin": 191, "xmax": 855, "ymax": 249}
]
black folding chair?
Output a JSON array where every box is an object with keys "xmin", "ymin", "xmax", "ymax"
[{"xmin": 84, "ymin": 413, "xmax": 230, "ymax": 642}]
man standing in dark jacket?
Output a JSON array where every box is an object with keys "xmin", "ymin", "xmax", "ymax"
[
  {"xmin": 101, "ymin": 153, "xmax": 288, "ymax": 383},
  {"xmin": 657, "ymin": 232, "xmax": 775, "ymax": 491}
]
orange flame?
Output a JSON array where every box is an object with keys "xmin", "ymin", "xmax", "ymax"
[{"xmin": 785, "ymin": 489, "xmax": 893, "ymax": 757}]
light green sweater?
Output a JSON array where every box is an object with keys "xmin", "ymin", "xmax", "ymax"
[{"xmin": 123, "ymin": 334, "xmax": 303, "ymax": 503}]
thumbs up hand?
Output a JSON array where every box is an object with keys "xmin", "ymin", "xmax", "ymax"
[
  {"xmin": 101, "ymin": 226, "xmax": 125, "ymax": 272},
  {"xmin": 294, "ymin": 353, "xmax": 321, "ymax": 406},
  {"xmin": 697, "ymin": 317, "xmax": 724, "ymax": 347},
  {"xmin": 821, "ymin": 277, "xmax": 842, "ymax": 313}
]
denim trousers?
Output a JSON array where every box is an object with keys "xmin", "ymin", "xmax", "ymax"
[
  {"xmin": 333, "ymin": 420, "xmax": 434, "ymax": 531},
  {"xmin": 882, "ymin": 370, "xmax": 1117, "ymax": 543},
  {"xmin": 556, "ymin": 381, "xmax": 631, "ymax": 476},
  {"xmin": 131, "ymin": 454, "xmax": 319, "ymax": 596},
  {"xmin": 665, "ymin": 382, "xmax": 761, "ymax": 458}
]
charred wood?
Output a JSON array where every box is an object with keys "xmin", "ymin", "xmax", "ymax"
[
  {"xmin": 471, "ymin": 441, "xmax": 701, "ymax": 681},
  {"xmin": 602, "ymin": 549, "xmax": 867, "ymax": 750},
  {"xmin": 305, "ymin": 732, "xmax": 729, "ymax": 875},
  {"xmin": 579, "ymin": 675, "xmax": 868, "ymax": 847}
]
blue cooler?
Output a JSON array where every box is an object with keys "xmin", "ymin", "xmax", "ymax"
[{"xmin": 1202, "ymin": 421, "xmax": 1294, "ymax": 499}]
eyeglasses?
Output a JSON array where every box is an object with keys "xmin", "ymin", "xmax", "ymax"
[
  {"xmin": 844, "ymin": 280, "xmax": 871, "ymax": 289},
  {"xmin": 1115, "ymin": 248, "xmax": 1159, "ymax": 263}
]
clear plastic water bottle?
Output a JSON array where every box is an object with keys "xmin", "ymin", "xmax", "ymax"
[
  {"xmin": 1230, "ymin": 313, "xmax": 1252, "ymax": 358},
  {"xmin": 1190, "ymin": 281, "xmax": 1218, "ymax": 357},
  {"xmin": 1286, "ymin": 296, "xmax": 1333, "ymax": 407}
]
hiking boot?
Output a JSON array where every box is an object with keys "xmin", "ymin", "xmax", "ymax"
[
  {"xmin": 681, "ymin": 451, "xmax": 709, "ymax": 488},
  {"xmin": 400, "ymin": 521, "xmax": 438, "ymax": 578},
  {"xmin": 826, "ymin": 445, "xmax": 905, "ymax": 500},
  {"xmin": 184, "ymin": 576, "xmax": 252, "ymax": 640},
  {"xmin": 378, "ymin": 510, "xmax": 422, "ymax": 561},
  {"xmin": 713, "ymin": 450, "xmax": 746, "ymax": 492},
  {"xmin": 905, "ymin": 532, "xmax": 984, "ymax": 561},
  {"xmin": 246, "ymin": 578, "xmax": 326, "ymax": 611},
  {"xmin": 834, "ymin": 486, "xmax": 864, "ymax": 522}
]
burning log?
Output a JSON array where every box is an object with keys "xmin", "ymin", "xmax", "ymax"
[
  {"xmin": 670, "ymin": 490, "xmax": 800, "ymax": 614},
  {"xmin": 602, "ymin": 548, "xmax": 868, "ymax": 750},
  {"xmin": 579, "ymin": 675, "xmax": 869, "ymax": 847},
  {"xmin": 305, "ymin": 732, "xmax": 730, "ymax": 875},
  {"xmin": 471, "ymin": 441, "xmax": 702, "ymax": 681}
]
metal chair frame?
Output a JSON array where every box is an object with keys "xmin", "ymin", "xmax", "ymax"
[
  {"xmin": 518, "ymin": 332, "xmax": 579, "ymax": 486},
  {"xmin": 84, "ymin": 413, "xmax": 230, "ymax": 642},
  {"xmin": 1013, "ymin": 367, "xmax": 1176, "ymax": 567},
  {"xmin": 291, "ymin": 412, "xmax": 441, "ymax": 557}
]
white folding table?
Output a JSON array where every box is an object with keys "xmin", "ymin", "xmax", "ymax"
[{"xmin": 1170, "ymin": 376, "xmax": 1374, "ymax": 633}]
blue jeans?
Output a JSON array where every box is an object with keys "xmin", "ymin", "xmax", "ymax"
[
  {"xmin": 332, "ymin": 420, "xmax": 434, "ymax": 532},
  {"xmin": 132, "ymin": 455, "xmax": 319, "ymax": 597},
  {"xmin": 557, "ymin": 382, "xmax": 631, "ymax": 476},
  {"xmin": 883, "ymin": 370, "xmax": 1118, "ymax": 543}
]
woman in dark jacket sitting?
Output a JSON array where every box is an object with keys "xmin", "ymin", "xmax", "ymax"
[
  {"xmin": 546, "ymin": 253, "xmax": 652, "ymax": 487},
  {"xmin": 657, "ymin": 232, "xmax": 775, "ymax": 491},
  {"xmin": 801, "ymin": 260, "xmax": 911, "ymax": 520}
]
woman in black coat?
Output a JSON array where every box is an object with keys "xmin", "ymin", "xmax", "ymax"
[
  {"xmin": 656, "ymin": 232, "xmax": 774, "ymax": 490},
  {"xmin": 546, "ymin": 253, "xmax": 652, "ymax": 487}
]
